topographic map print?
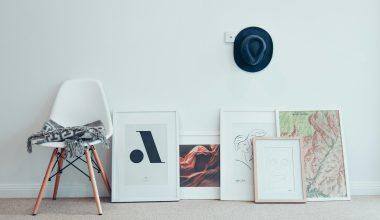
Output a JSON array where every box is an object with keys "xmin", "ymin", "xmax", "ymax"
[{"xmin": 279, "ymin": 111, "xmax": 348, "ymax": 199}]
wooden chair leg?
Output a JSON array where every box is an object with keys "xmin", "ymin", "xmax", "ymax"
[
  {"xmin": 91, "ymin": 145, "xmax": 111, "ymax": 195},
  {"xmin": 53, "ymin": 148, "xmax": 65, "ymax": 200},
  {"xmin": 32, "ymin": 148, "xmax": 58, "ymax": 215},
  {"xmin": 85, "ymin": 148, "xmax": 103, "ymax": 215}
]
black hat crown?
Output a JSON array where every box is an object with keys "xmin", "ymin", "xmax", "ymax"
[{"xmin": 234, "ymin": 27, "xmax": 273, "ymax": 73}]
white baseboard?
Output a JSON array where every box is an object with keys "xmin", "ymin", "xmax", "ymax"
[
  {"xmin": 0, "ymin": 181, "xmax": 379, "ymax": 198},
  {"xmin": 350, "ymin": 181, "xmax": 380, "ymax": 196},
  {"xmin": 0, "ymin": 183, "xmax": 108, "ymax": 198}
]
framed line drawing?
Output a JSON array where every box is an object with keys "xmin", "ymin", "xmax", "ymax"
[
  {"xmin": 220, "ymin": 108, "xmax": 277, "ymax": 201},
  {"xmin": 112, "ymin": 110, "xmax": 179, "ymax": 202},
  {"xmin": 179, "ymin": 131, "xmax": 220, "ymax": 199},
  {"xmin": 253, "ymin": 138, "xmax": 306, "ymax": 203},
  {"xmin": 277, "ymin": 109, "xmax": 351, "ymax": 201}
]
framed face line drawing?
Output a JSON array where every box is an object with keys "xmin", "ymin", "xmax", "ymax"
[
  {"xmin": 253, "ymin": 137, "xmax": 306, "ymax": 203},
  {"xmin": 112, "ymin": 110, "xmax": 179, "ymax": 202},
  {"xmin": 220, "ymin": 108, "xmax": 277, "ymax": 201}
]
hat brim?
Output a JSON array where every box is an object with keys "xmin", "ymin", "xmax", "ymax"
[{"xmin": 234, "ymin": 27, "xmax": 273, "ymax": 73}]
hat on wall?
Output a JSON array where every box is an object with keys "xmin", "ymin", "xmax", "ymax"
[{"xmin": 233, "ymin": 27, "xmax": 273, "ymax": 73}]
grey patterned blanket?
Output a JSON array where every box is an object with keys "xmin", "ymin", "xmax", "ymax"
[{"xmin": 27, "ymin": 120, "xmax": 109, "ymax": 157}]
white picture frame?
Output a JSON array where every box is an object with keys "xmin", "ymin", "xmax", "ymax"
[
  {"xmin": 111, "ymin": 110, "xmax": 179, "ymax": 202},
  {"xmin": 179, "ymin": 131, "xmax": 220, "ymax": 200},
  {"xmin": 220, "ymin": 108, "xmax": 277, "ymax": 201},
  {"xmin": 253, "ymin": 137, "xmax": 306, "ymax": 203},
  {"xmin": 276, "ymin": 108, "xmax": 351, "ymax": 201}
]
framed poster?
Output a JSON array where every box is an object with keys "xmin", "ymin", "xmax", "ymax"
[
  {"xmin": 277, "ymin": 109, "xmax": 350, "ymax": 201},
  {"xmin": 220, "ymin": 108, "xmax": 277, "ymax": 201},
  {"xmin": 179, "ymin": 131, "xmax": 220, "ymax": 199},
  {"xmin": 253, "ymin": 138, "xmax": 306, "ymax": 203},
  {"xmin": 112, "ymin": 110, "xmax": 179, "ymax": 202}
]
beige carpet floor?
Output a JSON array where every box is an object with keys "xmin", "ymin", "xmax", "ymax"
[{"xmin": 0, "ymin": 196, "xmax": 379, "ymax": 220}]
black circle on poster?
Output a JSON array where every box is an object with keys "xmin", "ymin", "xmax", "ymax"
[{"xmin": 130, "ymin": 149, "xmax": 144, "ymax": 163}]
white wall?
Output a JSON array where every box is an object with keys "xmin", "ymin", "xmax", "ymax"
[{"xmin": 0, "ymin": 0, "xmax": 379, "ymax": 197}]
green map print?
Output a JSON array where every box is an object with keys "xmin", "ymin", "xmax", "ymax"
[{"xmin": 279, "ymin": 110, "xmax": 348, "ymax": 200}]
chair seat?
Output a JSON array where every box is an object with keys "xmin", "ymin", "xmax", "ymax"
[{"xmin": 36, "ymin": 140, "xmax": 102, "ymax": 148}]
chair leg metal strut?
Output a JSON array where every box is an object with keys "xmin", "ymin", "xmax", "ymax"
[{"xmin": 32, "ymin": 147, "xmax": 110, "ymax": 215}]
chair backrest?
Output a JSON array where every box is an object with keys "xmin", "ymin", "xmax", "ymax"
[{"xmin": 50, "ymin": 79, "xmax": 113, "ymax": 138}]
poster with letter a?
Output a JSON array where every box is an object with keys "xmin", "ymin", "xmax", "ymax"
[{"xmin": 112, "ymin": 110, "xmax": 179, "ymax": 202}]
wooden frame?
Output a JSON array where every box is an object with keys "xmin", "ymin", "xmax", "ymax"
[
  {"xmin": 276, "ymin": 108, "xmax": 351, "ymax": 201},
  {"xmin": 220, "ymin": 107, "xmax": 277, "ymax": 201},
  {"xmin": 253, "ymin": 137, "xmax": 306, "ymax": 203},
  {"xmin": 112, "ymin": 109, "xmax": 180, "ymax": 202}
]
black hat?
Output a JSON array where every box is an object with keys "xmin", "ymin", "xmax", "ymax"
[{"xmin": 234, "ymin": 27, "xmax": 273, "ymax": 73}]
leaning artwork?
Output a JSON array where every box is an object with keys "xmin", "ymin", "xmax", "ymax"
[
  {"xmin": 278, "ymin": 110, "xmax": 350, "ymax": 201},
  {"xmin": 220, "ymin": 109, "xmax": 277, "ymax": 201},
  {"xmin": 180, "ymin": 144, "xmax": 220, "ymax": 187}
]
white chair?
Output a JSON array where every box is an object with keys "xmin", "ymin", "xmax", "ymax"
[{"xmin": 32, "ymin": 79, "xmax": 113, "ymax": 215}]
